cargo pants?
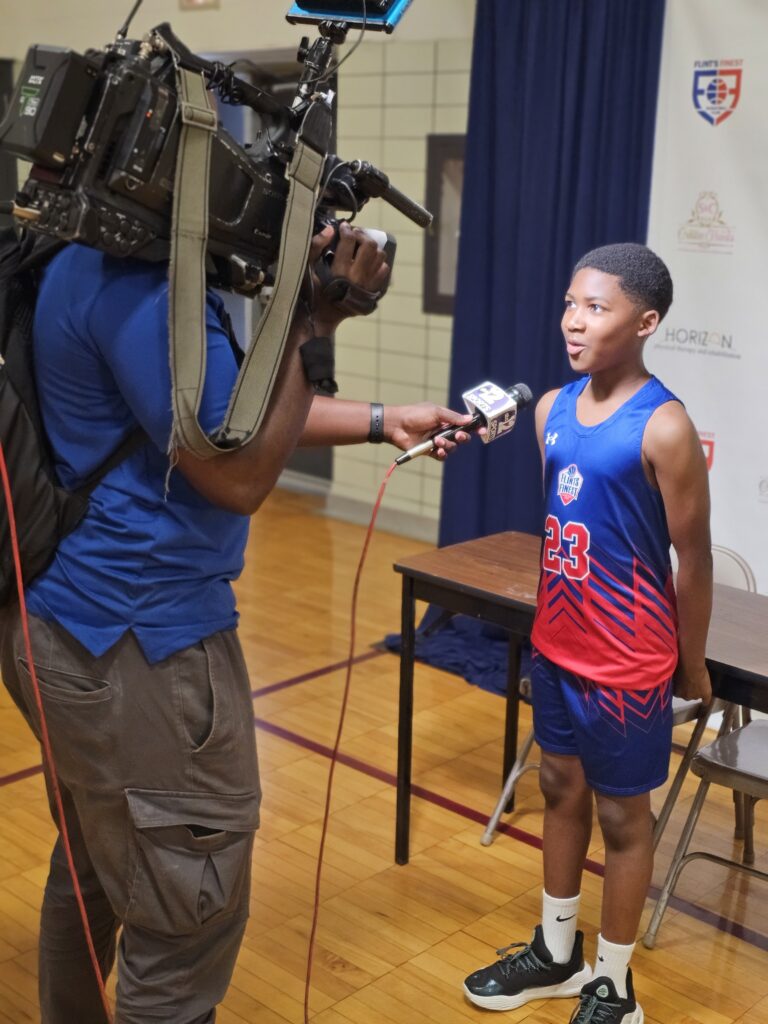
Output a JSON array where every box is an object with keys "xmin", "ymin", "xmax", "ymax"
[{"xmin": 0, "ymin": 609, "xmax": 261, "ymax": 1024}]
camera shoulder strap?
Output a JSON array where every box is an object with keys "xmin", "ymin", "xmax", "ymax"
[
  {"xmin": 214, "ymin": 104, "xmax": 327, "ymax": 449},
  {"xmin": 167, "ymin": 67, "xmax": 327, "ymax": 459}
]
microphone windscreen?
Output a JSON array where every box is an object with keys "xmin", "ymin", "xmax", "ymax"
[{"xmin": 511, "ymin": 383, "xmax": 533, "ymax": 408}]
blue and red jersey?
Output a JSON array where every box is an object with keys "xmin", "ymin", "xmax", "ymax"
[{"xmin": 530, "ymin": 376, "xmax": 680, "ymax": 690}]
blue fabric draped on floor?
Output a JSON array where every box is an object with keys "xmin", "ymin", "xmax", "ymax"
[{"xmin": 384, "ymin": 613, "xmax": 532, "ymax": 697}]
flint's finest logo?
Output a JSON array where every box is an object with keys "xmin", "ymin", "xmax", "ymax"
[
  {"xmin": 678, "ymin": 192, "xmax": 734, "ymax": 254},
  {"xmin": 557, "ymin": 464, "xmax": 583, "ymax": 506},
  {"xmin": 693, "ymin": 59, "xmax": 743, "ymax": 126}
]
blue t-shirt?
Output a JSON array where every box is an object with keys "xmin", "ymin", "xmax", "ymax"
[{"xmin": 26, "ymin": 244, "xmax": 250, "ymax": 664}]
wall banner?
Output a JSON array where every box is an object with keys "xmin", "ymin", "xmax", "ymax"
[{"xmin": 647, "ymin": 0, "xmax": 768, "ymax": 593}]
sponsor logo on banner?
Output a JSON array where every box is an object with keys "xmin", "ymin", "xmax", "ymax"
[
  {"xmin": 698, "ymin": 432, "xmax": 715, "ymax": 470},
  {"xmin": 678, "ymin": 192, "xmax": 735, "ymax": 253},
  {"xmin": 692, "ymin": 59, "xmax": 743, "ymax": 126},
  {"xmin": 653, "ymin": 326, "xmax": 740, "ymax": 360},
  {"xmin": 557, "ymin": 464, "xmax": 583, "ymax": 506}
]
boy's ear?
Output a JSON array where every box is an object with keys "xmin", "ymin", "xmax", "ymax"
[{"xmin": 638, "ymin": 309, "xmax": 660, "ymax": 339}]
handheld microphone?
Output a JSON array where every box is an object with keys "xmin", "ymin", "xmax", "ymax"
[{"xmin": 395, "ymin": 381, "xmax": 533, "ymax": 465}]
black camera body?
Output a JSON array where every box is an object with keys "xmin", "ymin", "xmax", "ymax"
[
  {"xmin": 1, "ymin": 38, "xmax": 292, "ymax": 294},
  {"xmin": 0, "ymin": 16, "xmax": 429, "ymax": 296}
]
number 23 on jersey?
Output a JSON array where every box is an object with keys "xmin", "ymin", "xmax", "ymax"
[{"xmin": 542, "ymin": 514, "xmax": 591, "ymax": 580}]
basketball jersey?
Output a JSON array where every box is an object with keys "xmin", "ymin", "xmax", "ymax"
[{"xmin": 530, "ymin": 375, "xmax": 680, "ymax": 689}]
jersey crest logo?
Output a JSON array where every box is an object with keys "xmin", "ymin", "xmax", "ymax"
[
  {"xmin": 545, "ymin": 432, "xmax": 558, "ymax": 446},
  {"xmin": 557, "ymin": 463, "xmax": 583, "ymax": 505}
]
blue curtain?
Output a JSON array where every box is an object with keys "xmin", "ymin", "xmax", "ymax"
[{"xmin": 439, "ymin": 0, "xmax": 666, "ymax": 548}]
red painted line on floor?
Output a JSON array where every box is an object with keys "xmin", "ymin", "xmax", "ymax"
[
  {"xmin": 253, "ymin": 714, "xmax": 768, "ymax": 954},
  {"xmin": 0, "ymin": 764, "xmax": 43, "ymax": 787},
  {"xmin": 250, "ymin": 649, "xmax": 385, "ymax": 699},
  {"xmin": 2, "ymin": 656, "xmax": 765, "ymax": 955}
]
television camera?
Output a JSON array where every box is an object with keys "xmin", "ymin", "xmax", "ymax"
[{"xmin": 0, "ymin": 0, "xmax": 429, "ymax": 296}]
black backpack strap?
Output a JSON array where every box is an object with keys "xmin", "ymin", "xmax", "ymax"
[
  {"xmin": 76, "ymin": 426, "xmax": 148, "ymax": 497},
  {"xmin": 0, "ymin": 227, "xmax": 65, "ymax": 280}
]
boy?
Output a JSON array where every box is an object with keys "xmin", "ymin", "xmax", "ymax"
[{"xmin": 463, "ymin": 243, "xmax": 712, "ymax": 1023}]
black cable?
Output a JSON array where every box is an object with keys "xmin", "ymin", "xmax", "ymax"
[
  {"xmin": 304, "ymin": 0, "xmax": 369, "ymax": 88},
  {"xmin": 116, "ymin": 0, "xmax": 144, "ymax": 40}
]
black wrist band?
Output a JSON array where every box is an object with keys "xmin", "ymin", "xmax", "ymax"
[
  {"xmin": 299, "ymin": 336, "xmax": 338, "ymax": 394},
  {"xmin": 368, "ymin": 402, "xmax": 385, "ymax": 444}
]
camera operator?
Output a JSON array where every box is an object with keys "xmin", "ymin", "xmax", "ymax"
[{"xmin": 0, "ymin": 218, "xmax": 473, "ymax": 1024}]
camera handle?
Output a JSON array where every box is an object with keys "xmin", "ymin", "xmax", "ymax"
[
  {"xmin": 349, "ymin": 161, "xmax": 432, "ymax": 228},
  {"xmin": 152, "ymin": 23, "xmax": 288, "ymax": 120}
]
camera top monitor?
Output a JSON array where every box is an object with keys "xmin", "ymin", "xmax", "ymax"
[{"xmin": 286, "ymin": 0, "xmax": 413, "ymax": 33}]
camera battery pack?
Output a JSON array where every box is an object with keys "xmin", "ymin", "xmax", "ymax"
[{"xmin": 0, "ymin": 47, "xmax": 97, "ymax": 169}]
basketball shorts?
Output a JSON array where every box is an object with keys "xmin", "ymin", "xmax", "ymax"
[{"xmin": 530, "ymin": 646, "xmax": 673, "ymax": 796}]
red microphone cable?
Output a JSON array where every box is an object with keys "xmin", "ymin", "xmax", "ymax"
[
  {"xmin": 2, "ymin": 443, "xmax": 403, "ymax": 1024},
  {"xmin": 0, "ymin": 442, "xmax": 113, "ymax": 1022},
  {"xmin": 303, "ymin": 460, "xmax": 396, "ymax": 1024}
]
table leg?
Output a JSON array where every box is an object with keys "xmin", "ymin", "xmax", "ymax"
[
  {"xmin": 396, "ymin": 574, "xmax": 416, "ymax": 865},
  {"xmin": 503, "ymin": 635, "xmax": 522, "ymax": 814}
]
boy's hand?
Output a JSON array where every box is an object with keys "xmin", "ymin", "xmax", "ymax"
[{"xmin": 674, "ymin": 661, "xmax": 712, "ymax": 704}]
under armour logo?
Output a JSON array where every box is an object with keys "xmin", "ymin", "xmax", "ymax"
[
  {"xmin": 556, "ymin": 914, "xmax": 575, "ymax": 922},
  {"xmin": 545, "ymin": 432, "xmax": 558, "ymax": 446}
]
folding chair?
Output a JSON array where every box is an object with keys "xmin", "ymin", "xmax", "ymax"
[{"xmin": 643, "ymin": 717, "xmax": 768, "ymax": 948}]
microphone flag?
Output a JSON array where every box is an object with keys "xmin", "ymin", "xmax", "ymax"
[{"xmin": 462, "ymin": 382, "xmax": 520, "ymax": 444}]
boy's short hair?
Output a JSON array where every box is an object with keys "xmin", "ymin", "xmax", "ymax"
[{"xmin": 572, "ymin": 242, "xmax": 673, "ymax": 320}]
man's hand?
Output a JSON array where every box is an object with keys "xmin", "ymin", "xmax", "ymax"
[
  {"xmin": 385, "ymin": 403, "xmax": 478, "ymax": 458},
  {"xmin": 305, "ymin": 222, "xmax": 391, "ymax": 335},
  {"xmin": 674, "ymin": 661, "xmax": 713, "ymax": 704}
]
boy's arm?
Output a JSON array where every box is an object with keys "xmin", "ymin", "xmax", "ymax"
[
  {"xmin": 644, "ymin": 402, "xmax": 713, "ymax": 703},
  {"xmin": 535, "ymin": 389, "xmax": 561, "ymax": 467}
]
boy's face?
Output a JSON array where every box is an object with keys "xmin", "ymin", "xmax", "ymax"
[{"xmin": 561, "ymin": 267, "xmax": 659, "ymax": 374}]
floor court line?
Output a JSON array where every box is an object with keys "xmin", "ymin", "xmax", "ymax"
[
  {"xmin": 1, "ymin": 653, "xmax": 763, "ymax": 954},
  {"xmin": 254, "ymin": 714, "xmax": 768, "ymax": 955}
]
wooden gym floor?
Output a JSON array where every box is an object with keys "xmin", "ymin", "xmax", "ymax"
[{"xmin": 0, "ymin": 487, "xmax": 765, "ymax": 1022}]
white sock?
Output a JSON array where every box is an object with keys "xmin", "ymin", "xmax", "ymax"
[
  {"xmin": 541, "ymin": 890, "xmax": 580, "ymax": 964},
  {"xmin": 595, "ymin": 934, "xmax": 634, "ymax": 998}
]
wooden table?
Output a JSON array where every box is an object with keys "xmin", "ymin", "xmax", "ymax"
[{"xmin": 393, "ymin": 530, "xmax": 768, "ymax": 865}]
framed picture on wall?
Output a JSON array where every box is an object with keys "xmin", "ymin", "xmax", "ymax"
[{"xmin": 423, "ymin": 134, "xmax": 465, "ymax": 316}]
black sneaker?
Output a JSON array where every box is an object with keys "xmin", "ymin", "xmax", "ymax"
[
  {"xmin": 463, "ymin": 925, "xmax": 592, "ymax": 1010},
  {"xmin": 570, "ymin": 971, "xmax": 643, "ymax": 1023}
]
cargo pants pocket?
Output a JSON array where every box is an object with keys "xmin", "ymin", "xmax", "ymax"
[
  {"xmin": 17, "ymin": 657, "xmax": 115, "ymax": 783},
  {"xmin": 124, "ymin": 788, "xmax": 260, "ymax": 936}
]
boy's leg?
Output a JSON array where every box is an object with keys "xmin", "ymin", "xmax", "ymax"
[
  {"xmin": 540, "ymin": 751, "xmax": 593, "ymax": 897},
  {"xmin": 595, "ymin": 790, "xmax": 654, "ymax": 945},
  {"xmin": 539, "ymin": 750, "xmax": 592, "ymax": 962},
  {"xmin": 574, "ymin": 789, "xmax": 653, "ymax": 1010},
  {"xmin": 462, "ymin": 652, "xmax": 593, "ymax": 1010},
  {"xmin": 566, "ymin": 678, "xmax": 671, "ymax": 1021}
]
